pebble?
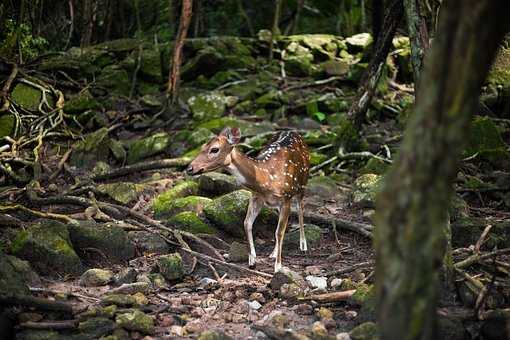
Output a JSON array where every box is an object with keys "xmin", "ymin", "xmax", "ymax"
[
  {"xmin": 305, "ymin": 275, "xmax": 328, "ymax": 290},
  {"xmin": 336, "ymin": 332, "xmax": 351, "ymax": 340},
  {"xmin": 247, "ymin": 300, "xmax": 262, "ymax": 310},
  {"xmin": 330, "ymin": 278, "xmax": 344, "ymax": 289}
]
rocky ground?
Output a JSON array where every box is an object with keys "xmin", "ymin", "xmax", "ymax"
[{"xmin": 1, "ymin": 31, "xmax": 510, "ymax": 339}]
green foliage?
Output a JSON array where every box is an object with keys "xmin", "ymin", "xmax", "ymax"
[{"xmin": 0, "ymin": 20, "xmax": 48, "ymax": 61}]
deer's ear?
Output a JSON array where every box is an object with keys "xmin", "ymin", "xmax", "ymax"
[{"xmin": 220, "ymin": 127, "xmax": 241, "ymax": 145}]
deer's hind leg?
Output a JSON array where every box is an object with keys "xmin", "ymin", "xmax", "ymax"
[
  {"xmin": 273, "ymin": 199, "xmax": 291, "ymax": 273},
  {"xmin": 297, "ymin": 194, "xmax": 307, "ymax": 252}
]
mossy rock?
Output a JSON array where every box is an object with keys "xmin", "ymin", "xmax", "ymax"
[
  {"xmin": 128, "ymin": 231, "xmax": 170, "ymax": 254},
  {"xmin": 345, "ymin": 33, "xmax": 373, "ymax": 53},
  {"xmin": 78, "ymin": 317, "xmax": 116, "ymax": 339},
  {"xmin": 306, "ymin": 176, "xmax": 339, "ymax": 198},
  {"xmin": 0, "ymin": 253, "xmax": 40, "ymax": 296},
  {"xmin": 284, "ymin": 224, "xmax": 322, "ymax": 249},
  {"xmin": 352, "ymin": 174, "xmax": 382, "ymax": 207},
  {"xmin": 11, "ymin": 83, "xmax": 42, "ymax": 111},
  {"xmin": 138, "ymin": 49, "xmax": 162, "ymax": 83},
  {"xmin": 351, "ymin": 284, "xmax": 376, "ymax": 322},
  {"xmin": 360, "ymin": 158, "xmax": 390, "ymax": 175},
  {"xmin": 94, "ymin": 38, "xmax": 142, "ymax": 53},
  {"xmin": 64, "ymin": 90, "xmax": 101, "ymax": 114},
  {"xmin": 167, "ymin": 211, "xmax": 217, "ymax": 234},
  {"xmin": 154, "ymin": 195, "xmax": 212, "ymax": 218},
  {"xmin": 0, "ymin": 114, "xmax": 15, "ymax": 138},
  {"xmin": 188, "ymin": 92, "xmax": 229, "ymax": 122},
  {"xmin": 127, "ymin": 132, "xmax": 171, "ymax": 164},
  {"xmin": 487, "ymin": 46, "xmax": 510, "ymax": 88},
  {"xmin": 198, "ymin": 172, "xmax": 239, "ymax": 196},
  {"xmin": 68, "ymin": 221, "xmax": 135, "ymax": 263},
  {"xmin": 68, "ymin": 46, "xmax": 114, "ymax": 68},
  {"xmin": 349, "ymin": 321, "xmax": 378, "ymax": 340},
  {"xmin": 322, "ymin": 58, "xmax": 350, "ymax": 76},
  {"xmin": 78, "ymin": 305, "xmax": 117, "ymax": 319},
  {"xmin": 157, "ymin": 253, "xmax": 184, "ymax": 281},
  {"xmin": 101, "ymin": 293, "xmax": 137, "ymax": 307},
  {"xmin": 96, "ymin": 65, "xmax": 130, "ymax": 96},
  {"xmin": 464, "ymin": 116, "xmax": 510, "ymax": 166},
  {"xmin": 203, "ymin": 190, "xmax": 277, "ymax": 237},
  {"xmin": 116, "ymin": 310, "xmax": 155, "ymax": 334},
  {"xmin": 97, "ymin": 182, "xmax": 144, "ymax": 204},
  {"xmin": 333, "ymin": 116, "xmax": 364, "ymax": 152},
  {"xmin": 70, "ymin": 127, "xmax": 110, "ymax": 168},
  {"xmin": 79, "ymin": 268, "xmax": 113, "ymax": 287},
  {"xmin": 152, "ymin": 180, "xmax": 199, "ymax": 213},
  {"xmin": 303, "ymin": 129, "xmax": 337, "ymax": 146},
  {"xmin": 284, "ymin": 55, "xmax": 313, "ymax": 77},
  {"xmin": 188, "ymin": 127, "xmax": 215, "ymax": 147},
  {"xmin": 15, "ymin": 330, "xmax": 61, "ymax": 340},
  {"xmin": 255, "ymin": 89, "xmax": 283, "ymax": 109},
  {"xmin": 197, "ymin": 330, "xmax": 233, "ymax": 340},
  {"xmin": 310, "ymin": 152, "xmax": 328, "ymax": 166},
  {"xmin": 182, "ymin": 47, "xmax": 225, "ymax": 81},
  {"xmin": 11, "ymin": 220, "xmax": 83, "ymax": 276},
  {"xmin": 38, "ymin": 54, "xmax": 98, "ymax": 77}
]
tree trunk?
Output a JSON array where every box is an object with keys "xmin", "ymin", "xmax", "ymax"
[
  {"xmin": 166, "ymin": 0, "xmax": 193, "ymax": 103},
  {"xmin": 374, "ymin": 1, "xmax": 510, "ymax": 340},
  {"xmin": 403, "ymin": 0, "xmax": 429, "ymax": 85},
  {"xmin": 372, "ymin": 0, "xmax": 384, "ymax": 44},
  {"xmin": 286, "ymin": 0, "xmax": 305, "ymax": 35},
  {"xmin": 268, "ymin": 0, "xmax": 283, "ymax": 62},
  {"xmin": 346, "ymin": 0, "xmax": 404, "ymax": 129},
  {"xmin": 237, "ymin": 0, "xmax": 254, "ymax": 36}
]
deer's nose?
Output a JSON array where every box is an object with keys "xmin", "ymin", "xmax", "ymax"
[{"xmin": 186, "ymin": 165, "xmax": 194, "ymax": 175}]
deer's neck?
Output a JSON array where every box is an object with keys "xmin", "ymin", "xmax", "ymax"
[{"xmin": 227, "ymin": 148, "xmax": 258, "ymax": 188}]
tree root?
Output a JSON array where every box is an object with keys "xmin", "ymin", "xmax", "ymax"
[
  {"xmin": 0, "ymin": 294, "xmax": 74, "ymax": 313},
  {"xmin": 92, "ymin": 157, "xmax": 191, "ymax": 181},
  {"xmin": 454, "ymin": 248, "xmax": 510, "ymax": 269},
  {"xmin": 301, "ymin": 211, "xmax": 374, "ymax": 238},
  {"xmin": 18, "ymin": 320, "xmax": 78, "ymax": 330},
  {"xmin": 300, "ymin": 289, "xmax": 356, "ymax": 303}
]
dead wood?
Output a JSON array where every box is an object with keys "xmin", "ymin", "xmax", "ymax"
[
  {"xmin": 301, "ymin": 289, "xmax": 356, "ymax": 303},
  {"xmin": 0, "ymin": 294, "xmax": 74, "ymax": 314},
  {"xmin": 18, "ymin": 320, "xmax": 78, "ymax": 330}
]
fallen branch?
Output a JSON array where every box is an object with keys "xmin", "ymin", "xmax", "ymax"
[
  {"xmin": 0, "ymin": 294, "xmax": 74, "ymax": 313},
  {"xmin": 455, "ymin": 248, "xmax": 510, "ymax": 269},
  {"xmin": 0, "ymin": 204, "xmax": 76, "ymax": 223},
  {"xmin": 18, "ymin": 320, "xmax": 78, "ymax": 330},
  {"xmin": 91, "ymin": 157, "xmax": 191, "ymax": 181},
  {"xmin": 300, "ymin": 289, "xmax": 356, "ymax": 303},
  {"xmin": 326, "ymin": 261, "xmax": 374, "ymax": 276},
  {"xmin": 301, "ymin": 211, "xmax": 374, "ymax": 238}
]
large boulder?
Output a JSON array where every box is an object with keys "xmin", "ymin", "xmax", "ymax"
[
  {"xmin": 127, "ymin": 132, "xmax": 172, "ymax": 164},
  {"xmin": 11, "ymin": 220, "xmax": 83, "ymax": 275},
  {"xmin": 0, "ymin": 253, "xmax": 40, "ymax": 296},
  {"xmin": 68, "ymin": 221, "xmax": 135, "ymax": 264},
  {"xmin": 152, "ymin": 180, "xmax": 199, "ymax": 213},
  {"xmin": 203, "ymin": 190, "xmax": 277, "ymax": 237}
]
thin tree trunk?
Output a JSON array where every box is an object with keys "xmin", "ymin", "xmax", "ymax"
[
  {"xmin": 375, "ymin": 1, "xmax": 510, "ymax": 340},
  {"xmin": 372, "ymin": 0, "xmax": 384, "ymax": 43},
  {"xmin": 192, "ymin": 0, "xmax": 200, "ymax": 37},
  {"xmin": 237, "ymin": 0, "xmax": 254, "ymax": 36},
  {"xmin": 167, "ymin": 0, "xmax": 193, "ymax": 103},
  {"xmin": 403, "ymin": 0, "xmax": 429, "ymax": 85},
  {"xmin": 268, "ymin": 0, "xmax": 283, "ymax": 62},
  {"xmin": 346, "ymin": 0, "xmax": 404, "ymax": 129},
  {"xmin": 286, "ymin": 0, "xmax": 305, "ymax": 35}
]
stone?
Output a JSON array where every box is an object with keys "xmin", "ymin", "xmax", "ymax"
[
  {"xmin": 330, "ymin": 278, "xmax": 343, "ymax": 289},
  {"xmin": 97, "ymin": 182, "xmax": 143, "ymax": 204},
  {"xmin": 78, "ymin": 317, "xmax": 116, "ymax": 339},
  {"xmin": 197, "ymin": 330, "xmax": 234, "ymax": 340},
  {"xmin": 333, "ymin": 116, "xmax": 364, "ymax": 152},
  {"xmin": 188, "ymin": 127, "xmax": 215, "ymax": 147},
  {"xmin": 336, "ymin": 333, "xmax": 351, "ymax": 340},
  {"xmin": 228, "ymin": 242, "xmax": 249, "ymax": 263},
  {"xmin": 345, "ymin": 33, "xmax": 373, "ymax": 53},
  {"xmin": 70, "ymin": 127, "xmax": 110, "ymax": 168},
  {"xmin": 111, "ymin": 282, "xmax": 149, "ymax": 295},
  {"xmin": 101, "ymin": 294, "xmax": 137, "ymax": 307},
  {"xmin": 15, "ymin": 330, "xmax": 61, "ymax": 340},
  {"xmin": 360, "ymin": 158, "xmax": 389, "ymax": 175},
  {"xmin": 128, "ymin": 231, "xmax": 170, "ymax": 254},
  {"xmin": 198, "ymin": 172, "xmax": 239, "ymax": 196},
  {"xmin": 78, "ymin": 305, "xmax": 117, "ymax": 320},
  {"xmin": 269, "ymin": 267, "xmax": 304, "ymax": 291},
  {"xmin": 311, "ymin": 321, "xmax": 330, "ymax": 339},
  {"xmin": 285, "ymin": 224, "xmax": 322, "ymax": 250},
  {"xmin": 96, "ymin": 65, "xmax": 130, "ymax": 96},
  {"xmin": 349, "ymin": 322, "xmax": 378, "ymax": 340},
  {"xmin": 132, "ymin": 292, "xmax": 149, "ymax": 305},
  {"xmin": 464, "ymin": 116, "xmax": 510, "ymax": 166},
  {"xmin": 79, "ymin": 268, "xmax": 113, "ymax": 287},
  {"xmin": 305, "ymin": 275, "xmax": 327, "ymax": 290},
  {"xmin": 247, "ymin": 300, "xmax": 262, "ymax": 310},
  {"xmin": 127, "ymin": 132, "xmax": 172, "ymax": 164},
  {"xmin": 11, "ymin": 83, "xmax": 41, "ymax": 111},
  {"xmin": 154, "ymin": 195, "xmax": 212, "ymax": 218},
  {"xmin": 352, "ymin": 174, "xmax": 382, "ymax": 207},
  {"xmin": 116, "ymin": 310, "xmax": 155, "ymax": 334},
  {"xmin": 68, "ymin": 221, "xmax": 135, "ymax": 263},
  {"xmin": 11, "ymin": 220, "xmax": 83, "ymax": 275},
  {"xmin": 188, "ymin": 92, "xmax": 229, "ymax": 122},
  {"xmin": 181, "ymin": 47, "xmax": 225, "ymax": 81},
  {"xmin": 113, "ymin": 267, "xmax": 136, "ymax": 284},
  {"xmin": 0, "ymin": 114, "xmax": 15, "ymax": 138},
  {"xmin": 258, "ymin": 29, "xmax": 272, "ymax": 43},
  {"xmin": 167, "ymin": 211, "xmax": 217, "ymax": 235},
  {"xmin": 148, "ymin": 273, "xmax": 167, "ymax": 289},
  {"xmin": 323, "ymin": 59, "xmax": 350, "ymax": 76},
  {"xmin": 0, "ymin": 254, "xmax": 40, "ymax": 296},
  {"xmin": 203, "ymin": 190, "xmax": 276, "ymax": 237},
  {"xmin": 306, "ymin": 176, "xmax": 339, "ymax": 198},
  {"xmin": 157, "ymin": 253, "xmax": 185, "ymax": 281},
  {"xmin": 152, "ymin": 180, "xmax": 199, "ymax": 212}
]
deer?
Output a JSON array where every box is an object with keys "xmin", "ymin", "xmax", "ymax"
[{"xmin": 186, "ymin": 127, "xmax": 310, "ymax": 273}]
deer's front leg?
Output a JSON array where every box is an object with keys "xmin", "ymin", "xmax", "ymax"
[
  {"xmin": 244, "ymin": 195, "xmax": 263, "ymax": 268},
  {"xmin": 297, "ymin": 195, "xmax": 307, "ymax": 252},
  {"xmin": 273, "ymin": 199, "xmax": 291, "ymax": 273}
]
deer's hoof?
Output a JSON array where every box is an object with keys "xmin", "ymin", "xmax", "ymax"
[{"xmin": 248, "ymin": 263, "xmax": 256, "ymax": 269}]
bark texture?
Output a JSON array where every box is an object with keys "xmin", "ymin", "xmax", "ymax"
[
  {"xmin": 375, "ymin": 1, "xmax": 510, "ymax": 340},
  {"xmin": 346, "ymin": 0, "xmax": 404, "ymax": 129},
  {"xmin": 167, "ymin": 0, "xmax": 193, "ymax": 103},
  {"xmin": 403, "ymin": 0, "xmax": 430, "ymax": 84}
]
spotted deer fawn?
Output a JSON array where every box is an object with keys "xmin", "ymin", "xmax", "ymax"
[{"xmin": 186, "ymin": 127, "xmax": 310, "ymax": 273}]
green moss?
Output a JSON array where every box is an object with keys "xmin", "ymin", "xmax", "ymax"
[
  {"xmin": 152, "ymin": 180, "xmax": 199, "ymax": 213},
  {"xmin": 349, "ymin": 321, "xmax": 378, "ymax": 340},
  {"xmin": 97, "ymin": 182, "xmax": 144, "ymax": 204},
  {"xmin": 360, "ymin": 158, "xmax": 390, "ymax": 175},
  {"xmin": 96, "ymin": 65, "xmax": 130, "ymax": 96},
  {"xmin": 188, "ymin": 92, "xmax": 228, "ymax": 122},
  {"xmin": 0, "ymin": 253, "xmax": 39, "ymax": 296},
  {"xmin": 11, "ymin": 83, "xmax": 41, "ymax": 111},
  {"xmin": 78, "ymin": 317, "xmax": 116, "ymax": 339},
  {"xmin": 64, "ymin": 90, "xmax": 101, "ymax": 114},
  {"xmin": 310, "ymin": 152, "xmax": 328, "ymax": 166},
  {"xmin": 101, "ymin": 293, "xmax": 137, "ymax": 307},
  {"xmin": 284, "ymin": 224, "xmax": 322, "ymax": 249},
  {"xmin": 157, "ymin": 253, "xmax": 184, "ymax": 281},
  {"xmin": 333, "ymin": 116, "xmax": 363, "ymax": 152},
  {"xmin": 487, "ymin": 47, "xmax": 510, "ymax": 87},
  {"xmin": 303, "ymin": 129, "xmax": 337, "ymax": 146},
  {"xmin": 167, "ymin": 211, "xmax": 217, "ymax": 234},
  {"xmin": 464, "ymin": 116, "xmax": 510, "ymax": 166},
  {"xmin": 116, "ymin": 310, "xmax": 155, "ymax": 334},
  {"xmin": 0, "ymin": 114, "xmax": 15, "ymax": 138},
  {"xmin": 154, "ymin": 195, "xmax": 212, "ymax": 218},
  {"xmin": 188, "ymin": 127, "xmax": 215, "ymax": 147},
  {"xmin": 138, "ymin": 49, "xmax": 162, "ymax": 82},
  {"xmin": 127, "ymin": 132, "xmax": 171, "ymax": 164},
  {"xmin": 70, "ymin": 127, "xmax": 110, "ymax": 168},
  {"xmin": 352, "ymin": 174, "xmax": 382, "ymax": 206}
]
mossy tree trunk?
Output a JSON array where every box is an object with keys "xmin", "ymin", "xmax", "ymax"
[
  {"xmin": 346, "ymin": 0, "xmax": 404, "ymax": 129},
  {"xmin": 403, "ymin": 0, "xmax": 430, "ymax": 85},
  {"xmin": 374, "ymin": 1, "xmax": 510, "ymax": 339},
  {"xmin": 167, "ymin": 0, "xmax": 193, "ymax": 104}
]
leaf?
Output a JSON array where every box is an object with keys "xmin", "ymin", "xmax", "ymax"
[{"xmin": 313, "ymin": 111, "xmax": 326, "ymax": 122}]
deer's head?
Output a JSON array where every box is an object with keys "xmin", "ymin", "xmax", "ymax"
[{"xmin": 186, "ymin": 127, "xmax": 241, "ymax": 175}]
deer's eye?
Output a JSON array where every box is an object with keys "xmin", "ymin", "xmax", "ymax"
[{"xmin": 209, "ymin": 147, "xmax": 220, "ymax": 154}]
